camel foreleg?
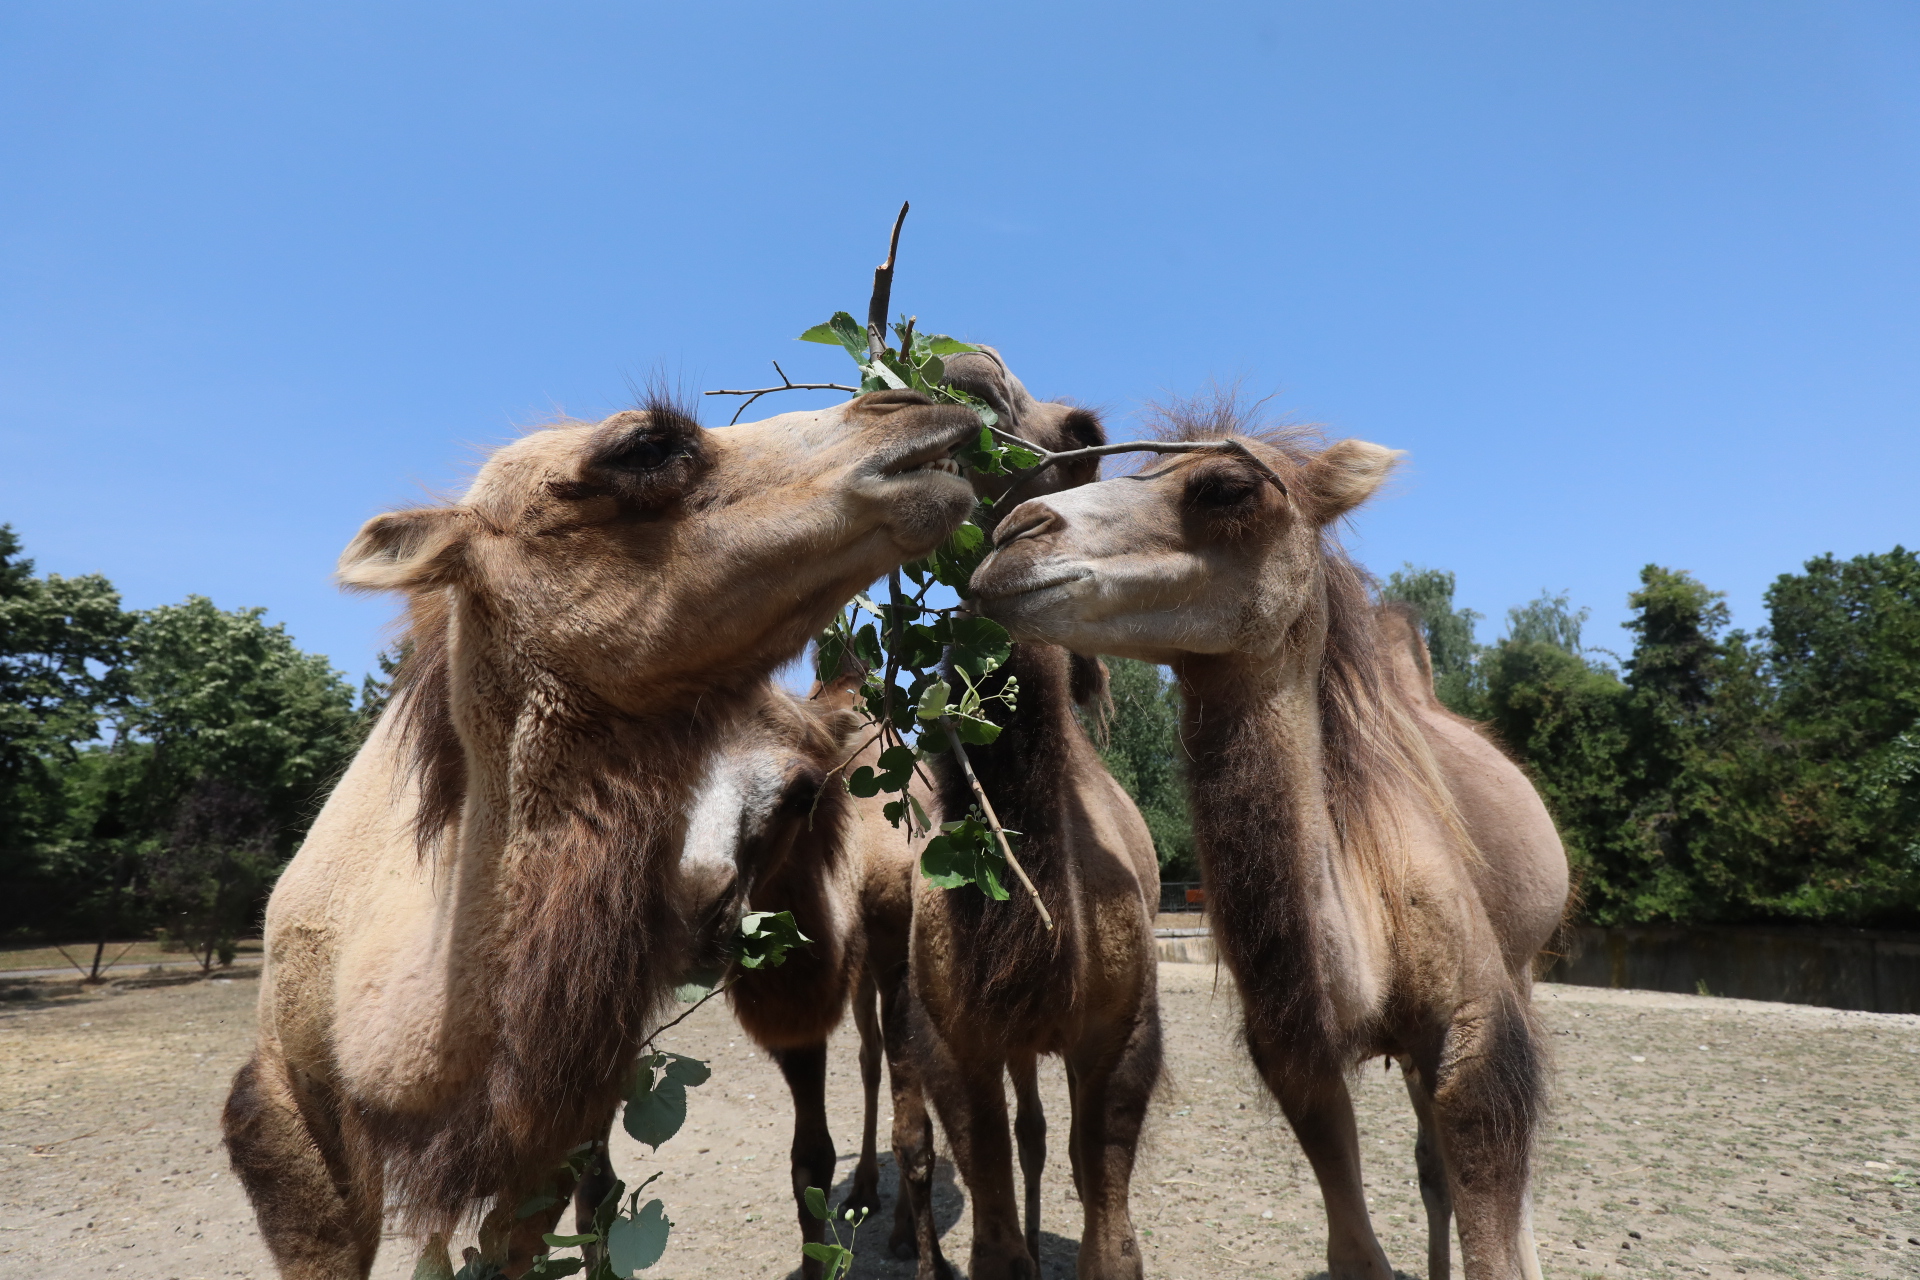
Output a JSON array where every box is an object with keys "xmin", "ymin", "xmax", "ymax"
[
  {"xmin": 1009, "ymin": 1051, "xmax": 1046, "ymax": 1265},
  {"xmin": 1400, "ymin": 1057, "xmax": 1454, "ymax": 1280},
  {"xmin": 1424, "ymin": 995, "xmax": 1548, "ymax": 1280},
  {"xmin": 1248, "ymin": 1037, "xmax": 1393, "ymax": 1280},
  {"xmin": 773, "ymin": 1044, "xmax": 839, "ymax": 1280},
  {"xmin": 846, "ymin": 968, "xmax": 886, "ymax": 1217},
  {"xmin": 222, "ymin": 1050, "xmax": 383, "ymax": 1280},
  {"xmin": 1063, "ymin": 995, "xmax": 1161, "ymax": 1280},
  {"xmin": 917, "ymin": 1011, "xmax": 1029, "ymax": 1280},
  {"xmin": 572, "ymin": 1140, "xmax": 618, "ymax": 1274}
]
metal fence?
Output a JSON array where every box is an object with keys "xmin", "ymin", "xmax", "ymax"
[{"xmin": 1159, "ymin": 881, "xmax": 1206, "ymax": 914}]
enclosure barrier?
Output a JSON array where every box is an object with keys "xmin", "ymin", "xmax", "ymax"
[{"xmin": 1541, "ymin": 923, "xmax": 1920, "ymax": 1015}]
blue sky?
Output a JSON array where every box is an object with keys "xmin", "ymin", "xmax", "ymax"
[{"xmin": 4, "ymin": 3, "xmax": 1916, "ymax": 682}]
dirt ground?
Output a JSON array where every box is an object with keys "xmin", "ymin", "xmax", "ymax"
[{"xmin": 2, "ymin": 963, "xmax": 1916, "ymax": 1279}]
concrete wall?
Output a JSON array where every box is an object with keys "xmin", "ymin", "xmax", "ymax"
[{"xmin": 1542, "ymin": 924, "xmax": 1920, "ymax": 1014}]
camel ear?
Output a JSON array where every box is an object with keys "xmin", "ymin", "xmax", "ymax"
[
  {"xmin": 1302, "ymin": 439, "xmax": 1402, "ymax": 522},
  {"xmin": 337, "ymin": 508, "xmax": 472, "ymax": 593}
]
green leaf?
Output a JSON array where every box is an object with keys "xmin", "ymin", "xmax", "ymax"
[
  {"xmin": 542, "ymin": 1232, "xmax": 599, "ymax": 1248},
  {"xmin": 917, "ymin": 680, "xmax": 951, "ymax": 721},
  {"xmin": 734, "ymin": 909, "xmax": 811, "ymax": 970},
  {"xmin": 514, "ymin": 1192, "xmax": 563, "ymax": 1220},
  {"xmin": 802, "ymin": 1242, "xmax": 843, "ymax": 1262},
  {"xmin": 949, "ymin": 616, "xmax": 1012, "ymax": 681},
  {"xmin": 659, "ymin": 1052, "xmax": 711, "ymax": 1086},
  {"xmin": 672, "ymin": 978, "xmax": 715, "ymax": 1004},
  {"xmin": 921, "ymin": 335, "xmax": 979, "ymax": 356},
  {"xmin": 803, "ymin": 1186, "xmax": 829, "ymax": 1221},
  {"xmin": 606, "ymin": 1199, "xmax": 672, "ymax": 1275},
  {"xmin": 852, "ymin": 623, "xmax": 883, "ymax": 672},
  {"xmin": 919, "ymin": 353, "xmax": 946, "ymax": 387},
  {"xmin": 918, "ymin": 813, "xmax": 1013, "ymax": 900},
  {"xmin": 799, "ymin": 311, "xmax": 871, "ymax": 364},
  {"xmin": 621, "ymin": 1055, "xmax": 687, "ymax": 1149},
  {"xmin": 520, "ymin": 1258, "xmax": 584, "ymax": 1280},
  {"xmin": 847, "ymin": 765, "xmax": 881, "ymax": 798},
  {"xmin": 951, "ymin": 714, "xmax": 1002, "ymax": 745}
]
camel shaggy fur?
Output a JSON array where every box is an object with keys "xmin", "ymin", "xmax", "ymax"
[
  {"xmin": 223, "ymin": 390, "xmax": 979, "ymax": 1278},
  {"xmin": 910, "ymin": 354, "xmax": 1165, "ymax": 1280},
  {"xmin": 970, "ymin": 413, "xmax": 1569, "ymax": 1280}
]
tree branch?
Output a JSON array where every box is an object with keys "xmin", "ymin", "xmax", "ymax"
[
  {"xmin": 867, "ymin": 201, "xmax": 909, "ymax": 358},
  {"xmin": 939, "ymin": 716, "xmax": 1055, "ymax": 932},
  {"xmin": 705, "ymin": 360, "xmax": 859, "ymax": 424},
  {"xmin": 643, "ymin": 976, "xmax": 737, "ymax": 1051},
  {"xmin": 988, "ymin": 429, "xmax": 1290, "ymax": 506}
]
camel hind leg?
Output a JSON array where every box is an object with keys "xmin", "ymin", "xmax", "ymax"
[
  {"xmin": 879, "ymin": 973, "xmax": 952, "ymax": 1278},
  {"xmin": 846, "ymin": 969, "xmax": 886, "ymax": 1217},
  {"xmin": 1009, "ymin": 1051, "xmax": 1045, "ymax": 1265},
  {"xmin": 1425, "ymin": 992, "xmax": 1547, "ymax": 1280},
  {"xmin": 222, "ymin": 1050, "xmax": 382, "ymax": 1280}
]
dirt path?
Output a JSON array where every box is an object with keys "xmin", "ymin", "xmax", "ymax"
[{"xmin": 2, "ymin": 965, "xmax": 1915, "ymax": 1278}]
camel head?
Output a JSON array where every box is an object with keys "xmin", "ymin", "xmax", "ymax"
[
  {"xmin": 337, "ymin": 391, "xmax": 979, "ymax": 711},
  {"xmin": 941, "ymin": 346, "xmax": 1107, "ymax": 532},
  {"xmin": 970, "ymin": 429, "xmax": 1401, "ymax": 665},
  {"xmin": 677, "ymin": 689, "xmax": 861, "ymax": 979}
]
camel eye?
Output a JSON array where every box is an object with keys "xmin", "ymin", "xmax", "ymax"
[
  {"xmin": 1185, "ymin": 468, "xmax": 1258, "ymax": 510},
  {"xmin": 603, "ymin": 434, "xmax": 676, "ymax": 471}
]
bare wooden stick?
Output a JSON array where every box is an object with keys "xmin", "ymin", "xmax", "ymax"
[
  {"xmin": 939, "ymin": 716, "xmax": 1055, "ymax": 932},
  {"xmin": 705, "ymin": 360, "xmax": 859, "ymax": 424},
  {"xmin": 867, "ymin": 201, "xmax": 910, "ymax": 358}
]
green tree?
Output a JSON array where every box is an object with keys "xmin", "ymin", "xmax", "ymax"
[
  {"xmin": 1089, "ymin": 658, "xmax": 1194, "ymax": 879},
  {"xmin": 0, "ymin": 525, "xmax": 133, "ymax": 861},
  {"xmin": 1740, "ymin": 548, "xmax": 1920, "ymax": 922}
]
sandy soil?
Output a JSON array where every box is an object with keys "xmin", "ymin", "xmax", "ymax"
[{"xmin": 2, "ymin": 964, "xmax": 1916, "ymax": 1279}]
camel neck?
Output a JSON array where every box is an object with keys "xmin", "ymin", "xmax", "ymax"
[{"xmin": 1172, "ymin": 648, "xmax": 1368, "ymax": 1070}]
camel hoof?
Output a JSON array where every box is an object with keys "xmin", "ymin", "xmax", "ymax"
[
  {"xmin": 843, "ymin": 1184, "xmax": 883, "ymax": 1217},
  {"xmin": 890, "ymin": 1235, "xmax": 918, "ymax": 1261}
]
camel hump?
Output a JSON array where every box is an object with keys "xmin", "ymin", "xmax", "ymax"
[{"xmin": 1374, "ymin": 602, "xmax": 1443, "ymax": 710}]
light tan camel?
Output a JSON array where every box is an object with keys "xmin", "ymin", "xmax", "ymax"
[
  {"xmin": 969, "ymin": 414, "xmax": 1570, "ymax": 1280},
  {"xmin": 222, "ymin": 390, "xmax": 979, "ymax": 1279},
  {"xmin": 909, "ymin": 353, "xmax": 1165, "ymax": 1280}
]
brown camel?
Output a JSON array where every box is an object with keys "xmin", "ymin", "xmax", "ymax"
[
  {"xmin": 969, "ymin": 411, "xmax": 1570, "ymax": 1280},
  {"xmin": 715, "ymin": 673, "xmax": 951, "ymax": 1278},
  {"xmin": 908, "ymin": 353, "xmax": 1165, "ymax": 1280},
  {"xmin": 222, "ymin": 390, "xmax": 979, "ymax": 1279}
]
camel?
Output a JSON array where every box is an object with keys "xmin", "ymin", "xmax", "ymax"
[
  {"xmin": 714, "ymin": 672, "xmax": 950, "ymax": 1278},
  {"xmin": 560, "ymin": 671, "xmax": 946, "ymax": 1279},
  {"xmin": 908, "ymin": 352, "xmax": 1165, "ymax": 1280},
  {"xmin": 222, "ymin": 389, "xmax": 980, "ymax": 1279},
  {"xmin": 968, "ymin": 409, "xmax": 1570, "ymax": 1280}
]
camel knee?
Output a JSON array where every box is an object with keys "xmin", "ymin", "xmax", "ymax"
[{"xmin": 223, "ymin": 1053, "xmax": 379, "ymax": 1280}]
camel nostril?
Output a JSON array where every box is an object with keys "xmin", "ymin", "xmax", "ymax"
[{"xmin": 994, "ymin": 506, "xmax": 1058, "ymax": 549}]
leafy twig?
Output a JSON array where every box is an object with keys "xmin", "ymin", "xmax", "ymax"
[
  {"xmin": 704, "ymin": 361, "xmax": 859, "ymax": 425},
  {"xmin": 939, "ymin": 716, "xmax": 1054, "ymax": 932}
]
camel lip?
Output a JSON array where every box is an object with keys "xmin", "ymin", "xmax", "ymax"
[
  {"xmin": 970, "ymin": 566, "xmax": 1091, "ymax": 604},
  {"xmin": 874, "ymin": 417, "xmax": 977, "ymax": 478}
]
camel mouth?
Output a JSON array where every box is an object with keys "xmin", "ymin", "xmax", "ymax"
[
  {"xmin": 874, "ymin": 419, "xmax": 977, "ymax": 481},
  {"xmin": 970, "ymin": 566, "xmax": 1091, "ymax": 604}
]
